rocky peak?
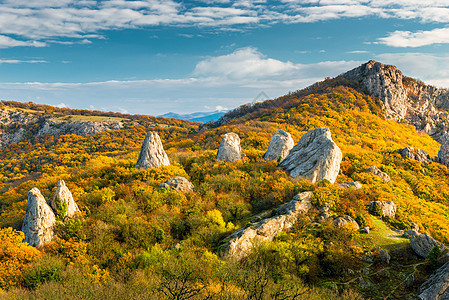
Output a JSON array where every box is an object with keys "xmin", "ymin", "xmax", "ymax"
[
  {"xmin": 341, "ymin": 60, "xmax": 449, "ymax": 145},
  {"xmin": 135, "ymin": 131, "xmax": 170, "ymax": 169},
  {"xmin": 22, "ymin": 187, "xmax": 56, "ymax": 247},
  {"xmin": 342, "ymin": 60, "xmax": 409, "ymax": 120}
]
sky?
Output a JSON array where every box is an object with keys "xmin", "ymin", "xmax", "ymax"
[{"xmin": 0, "ymin": 1, "xmax": 449, "ymax": 115}]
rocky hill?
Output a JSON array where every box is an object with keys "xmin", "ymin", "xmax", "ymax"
[
  {"xmin": 209, "ymin": 60, "xmax": 449, "ymax": 144},
  {"xmin": 1, "ymin": 61, "xmax": 449, "ymax": 299}
]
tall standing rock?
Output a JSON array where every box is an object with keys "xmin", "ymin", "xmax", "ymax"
[
  {"xmin": 217, "ymin": 132, "xmax": 241, "ymax": 162},
  {"xmin": 264, "ymin": 129, "xmax": 294, "ymax": 162},
  {"xmin": 135, "ymin": 132, "xmax": 170, "ymax": 169},
  {"xmin": 49, "ymin": 180, "xmax": 80, "ymax": 219},
  {"xmin": 279, "ymin": 127, "xmax": 342, "ymax": 183},
  {"xmin": 22, "ymin": 187, "xmax": 56, "ymax": 247}
]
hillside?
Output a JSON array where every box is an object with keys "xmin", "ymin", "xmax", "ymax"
[{"xmin": 1, "ymin": 61, "xmax": 449, "ymax": 299}]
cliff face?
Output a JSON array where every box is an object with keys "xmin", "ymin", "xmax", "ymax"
[
  {"xmin": 341, "ymin": 60, "xmax": 449, "ymax": 143},
  {"xmin": 0, "ymin": 107, "xmax": 123, "ymax": 149}
]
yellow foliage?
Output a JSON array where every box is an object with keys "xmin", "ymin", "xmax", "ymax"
[{"xmin": 0, "ymin": 227, "xmax": 41, "ymax": 289}]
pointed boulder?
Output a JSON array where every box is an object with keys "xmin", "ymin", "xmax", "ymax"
[
  {"xmin": 217, "ymin": 132, "xmax": 241, "ymax": 162},
  {"xmin": 279, "ymin": 127, "xmax": 342, "ymax": 183},
  {"xmin": 49, "ymin": 180, "xmax": 80, "ymax": 219},
  {"xmin": 22, "ymin": 187, "xmax": 56, "ymax": 247},
  {"xmin": 136, "ymin": 132, "xmax": 170, "ymax": 169},
  {"xmin": 264, "ymin": 129, "xmax": 294, "ymax": 162}
]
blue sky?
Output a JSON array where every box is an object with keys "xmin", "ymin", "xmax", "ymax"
[{"xmin": 0, "ymin": 1, "xmax": 449, "ymax": 115}]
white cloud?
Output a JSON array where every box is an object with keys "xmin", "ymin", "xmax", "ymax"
[
  {"xmin": 0, "ymin": 35, "xmax": 46, "ymax": 48},
  {"xmin": 0, "ymin": 59, "xmax": 46, "ymax": 64},
  {"xmin": 347, "ymin": 50, "xmax": 370, "ymax": 54},
  {"xmin": 193, "ymin": 47, "xmax": 298, "ymax": 80},
  {"xmin": 56, "ymin": 102, "xmax": 68, "ymax": 108},
  {"xmin": 378, "ymin": 27, "xmax": 449, "ymax": 47}
]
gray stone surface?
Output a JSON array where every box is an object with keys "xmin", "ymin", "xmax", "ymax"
[
  {"xmin": 400, "ymin": 147, "xmax": 431, "ymax": 164},
  {"xmin": 419, "ymin": 260, "xmax": 449, "ymax": 300},
  {"xmin": 411, "ymin": 222, "xmax": 420, "ymax": 232},
  {"xmin": 339, "ymin": 181, "xmax": 363, "ymax": 190},
  {"xmin": 49, "ymin": 179, "xmax": 80, "ymax": 218},
  {"xmin": 263, "ymin": 129, "xmax": 294, "ymax": 162},
  {"xmin": 217, "ymin": 132, "xmax": 241, "ymax": 162},
  {"xmin": 403, "ymin": 229, "xmax": 419, "ymax": 239},
  {"xmin": 279, "ymin": 127, "xmax": 342, "ymax": 183},
  {"xmin": 135, "ymin": 131, "xmax": 170, "ymax": 169},
  {"xmin": 159, "ymin": 176, "xmax": 194, "ymax": 193},
  {"xmin": 22, "ymin": 187, "xmax": 56, "ymax": 247},
  {"xmin": 368, "ymin": 201, "xmax": 397, "ymax": 218},
  {"xmin": 333, "ymin": 215, "xmax": 360, "ymax": 230},
  {"xmin": 411, "ymin": 232, "xmax": 446, "ymax": 258},
  {"xmin": 221, "ymin": 191, "xmax": 313, "ymax": 260}
]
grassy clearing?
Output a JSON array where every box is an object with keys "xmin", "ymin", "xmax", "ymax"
[{"xmin": 357, "ymin": 217, "xmax": 409, "ymax": 251}]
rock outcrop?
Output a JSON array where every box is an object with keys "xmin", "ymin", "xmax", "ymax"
[
  {"xmin": 403, "ymin": 229, "xmax": 419, "ymax": 239},
  {"xmin": 263, "ymin": 129, "xmax": 294, "ymax": 162},
  {"xmin": 365, "ymin": 166, "xmax": 391, "ymax": 183},
  {"xmin": 339, "ymin": 181, "xmax": 362, "ymax": 190},
  {"xmin": 37, "ymin": 120, "xmax": 122, "ymax": 137},
  {"xmin": 279, "ymin": 127, "xmax": 342, "ymax": 183},
  {"xmin": 159, "ymin": 176, "xmax": 194, "ymax": 193},
  {"xmin": 217, "ymin": 133, "xmax": 241, "ymax": 162},
  {"xmin": 400, "ymin": 147, "xmax": 431, "ymax": 164},
  {"xmin": 221, "ymin": 192, "xmax": 313, "ymax": 260},
  {"xmin": 410, "ymin": 232, "xmax": 446, "ymax": 258},
  {"xmin": 333, "ymin": 215, "xmax": 360, "ymax": 230},
  {"xmin": 22, "ymin": 188, "xmax": 56, "ymax": 247},
  {"xmin": 368, "ymin": 201, "xmax": 397, "ymax": 218},
  {"xmin": 49, "ymin": 180, "xmax": 80, "ymax": 219},
  {"xmin": 418, "ymin": 260, "xmax": 449, "ymax": 300},
  {"xmin": 135, "ymin": 132, "xmax": 170, "ymax": 169}
]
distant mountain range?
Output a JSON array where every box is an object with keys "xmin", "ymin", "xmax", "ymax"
[{"xmin": 159, "ymin": 110, "xmax": 228, "ymax": 123}]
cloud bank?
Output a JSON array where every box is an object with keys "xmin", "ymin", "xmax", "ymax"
[{"xmin": 1, "ymin": 0, "xmax": 449, "ymax": 47}]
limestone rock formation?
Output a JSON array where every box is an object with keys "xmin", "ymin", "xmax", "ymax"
[
  {"xmin": 341, "ymin": 60, "xmax": 409, "ymax": 120},
  {"xmin": 217, "ymin": 132, "xmax": 241, "ymax": 162},
  {"xmin": 135, "ymin": 132, "xmax": 170, "ymax": 169},
  {"xmin": 159, "ymin": 176, "xmax": 194, "ymax": 193},
  {"xmin": 339, "ymin": 181, "xmax": 362, "ymax": 190},
  {"xmin": 418, "ymin": 260, "xmax": 449, "ymax": 300},
  {"xmin": 263, "ymin": 129, "xmax": 294, "ymax": 162},
  {"xmin": 221, "ymin": 192, "xmax": 313, "ymax": 260},
  {"xmin": 279, "ymin": 127, "xmax": 342, "ymax": 184},
  {"xmin": 410, "ymin": 233, "xmax": 446, "ymax": 258},
  {"xmin": 368, "ymin": 201, "xmax": 397, "ymax": 218},
  {"xmin": 400, "ymin": 147, "xmax": 431, "ymax": 164},
  {"xmin": 49, "ymin": 180, "xmax": 80, "ymax": 219},
  {"xmin": 333, "ymin": 215, "xmax": 360, "ymax": 230},
  {"xmin": 341, "ymin": 60, "xmax": 449, "ymax": 144},
  {"xmin": 411, "ymin": 222, "xmax": 420, "ymax": 232},
  {"xmin": 365, "ymin": 166, "xmax": 391, "ymax": 183},
  {"xmin": 22, "ymin": 187, "xmax": 56, "ymax": 247}
]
